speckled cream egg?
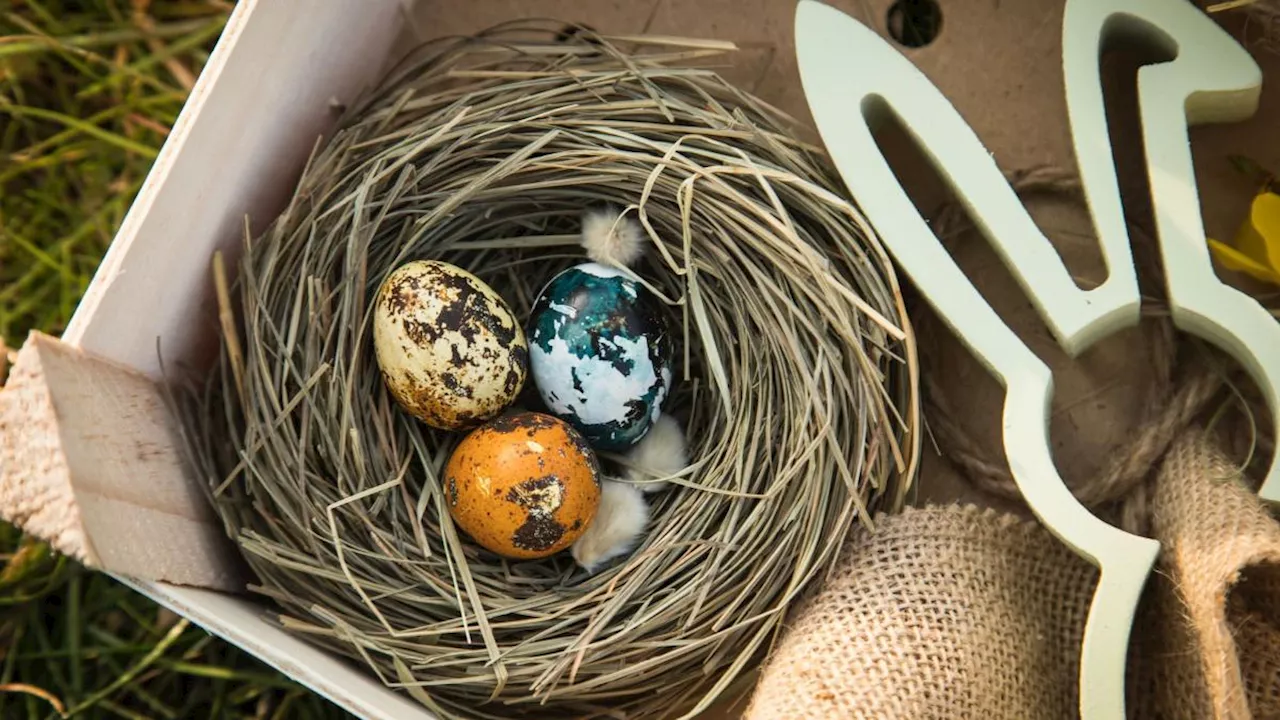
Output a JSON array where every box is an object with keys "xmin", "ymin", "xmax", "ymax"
[
  {"xmin": 443, "ymin": 412, "xmax": 601, "ymax": 559},
  {"xmin": 373, "ymin": 260, "xmax": 527, "ymax": 430}
]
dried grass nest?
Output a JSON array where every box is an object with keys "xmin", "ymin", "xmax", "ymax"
[{"xmin": 178, "ymin": 23, "xmax": 918, "ymax": 720}]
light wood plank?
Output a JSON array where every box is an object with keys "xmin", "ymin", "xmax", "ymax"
[{"xmin": 0, "ymin": 332, "xmax": 244, "ymax": 591}]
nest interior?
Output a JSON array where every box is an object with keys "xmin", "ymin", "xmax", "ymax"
[{"xmin": 179, "ymin": 23, "xmax": 916, "ymax": 720}]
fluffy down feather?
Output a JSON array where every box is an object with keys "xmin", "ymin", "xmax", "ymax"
[
  {"xmin": 571, "ymin": 479, "xmax": 648, "ymax": 573},
  {"xmin": 623, "ymin": 413, "xmax": 687, "ymax": 493},
  {"xmin": 580, "ymin": 209, "xmax": 646, "ymax": 268}
]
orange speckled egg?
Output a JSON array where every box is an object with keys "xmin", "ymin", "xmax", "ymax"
[{"xmin": 444, "ymin": 412, "xmax": 601, "ymax": 559}]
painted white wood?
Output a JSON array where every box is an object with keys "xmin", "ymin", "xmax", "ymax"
[
  {"xmin": 796, "ymin": 0, "xmax": 1273, "ymax": 717},
  {"xmin": 57, "ymin": 1, "xmax": 435, "ymax": 719},
  {"xmin": 1062, "ymin": 0, "xmax": 1280, "ymax": 504},
  {"xmin": 63, "ymin": 0, "xmax": 406, "ymax": 380},
  {"xmin": 116, "ymin": 578, "xmax": 429, "ymax": 720},
  {"xmin": 809, "ymin": 7, "xmax": 1146, "ymax": 355},
  {"xmin": 0, "ymin": 333, "xmax": 244, "ymax": 590}
]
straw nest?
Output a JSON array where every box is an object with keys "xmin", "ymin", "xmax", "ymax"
[{"xmin": 179, "ymin": 23, "xmax": 917, "ymax": 720}]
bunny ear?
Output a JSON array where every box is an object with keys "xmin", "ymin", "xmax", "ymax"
[
  {"xmin": 797, "ymin": 1, "xmax": 1279, "ymax": 718},
  {"xmin": 1065, "ymin": 0, "xmax": 1280, "ymax": 507},
  {"xmin": 797, "ymin": 2, "xmax": 1140, "ymax": 362}
]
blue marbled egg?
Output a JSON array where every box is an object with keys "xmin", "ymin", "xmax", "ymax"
[{"xmin": 527, "ymin": 262, "xmax": 674, "ymax": 451}]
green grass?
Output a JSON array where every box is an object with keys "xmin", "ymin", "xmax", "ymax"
[{"xmin": 1, "ymin": 2, "xmax": 349, "ymax": 717}]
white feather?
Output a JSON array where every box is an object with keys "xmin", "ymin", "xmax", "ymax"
[
  {"xmin": 580, "ymin": 209, "xmax": 646, "ymax": 268},
  {"xmin": 572, "ymin": 479, "xmax": 649, "ymax": 573},
  {"xmin": 624, "ymin": 413, "xmax": 687, "ymax": 493}
]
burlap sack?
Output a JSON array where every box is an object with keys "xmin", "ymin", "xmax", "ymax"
[{"xmin": 743, "ymin": 431, "xmax": 1280, "ymax": 719}]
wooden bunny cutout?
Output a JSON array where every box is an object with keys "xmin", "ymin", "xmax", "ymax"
[{"xmin": 795, "ymin": 0, "xmax": 1280, "ymax": 717}]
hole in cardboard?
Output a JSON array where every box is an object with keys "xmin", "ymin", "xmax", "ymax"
[{"xmin": 887, "ymin": 0, "xmax": 943, "ymax": 48}]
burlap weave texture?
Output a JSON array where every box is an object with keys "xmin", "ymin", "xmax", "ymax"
[{"xmin": 744, "ymin": 432, "xmax": 1280, "ymax": 719}]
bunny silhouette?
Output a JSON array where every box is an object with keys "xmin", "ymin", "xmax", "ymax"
[{"xmin": 796, "ymin": 0, "xmax": 1280, "ymax": 717}]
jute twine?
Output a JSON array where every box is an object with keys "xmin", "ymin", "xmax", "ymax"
[{"xmin": 916, "ymin": 167, "xmax": 1272, "ymax": 535}]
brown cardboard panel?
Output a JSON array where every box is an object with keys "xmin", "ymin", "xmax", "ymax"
[
  {"xmin": 403, "ymin": 0, "xmax": 871, "ymax": 128},
  {"xmin": 404, "ymin": 0, "xmax": 1078, "ymax": 166}
]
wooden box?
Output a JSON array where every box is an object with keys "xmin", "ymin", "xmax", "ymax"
[{"xmin": 10, "ymin": 2, "xmax": 890, "ymax": 717}]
